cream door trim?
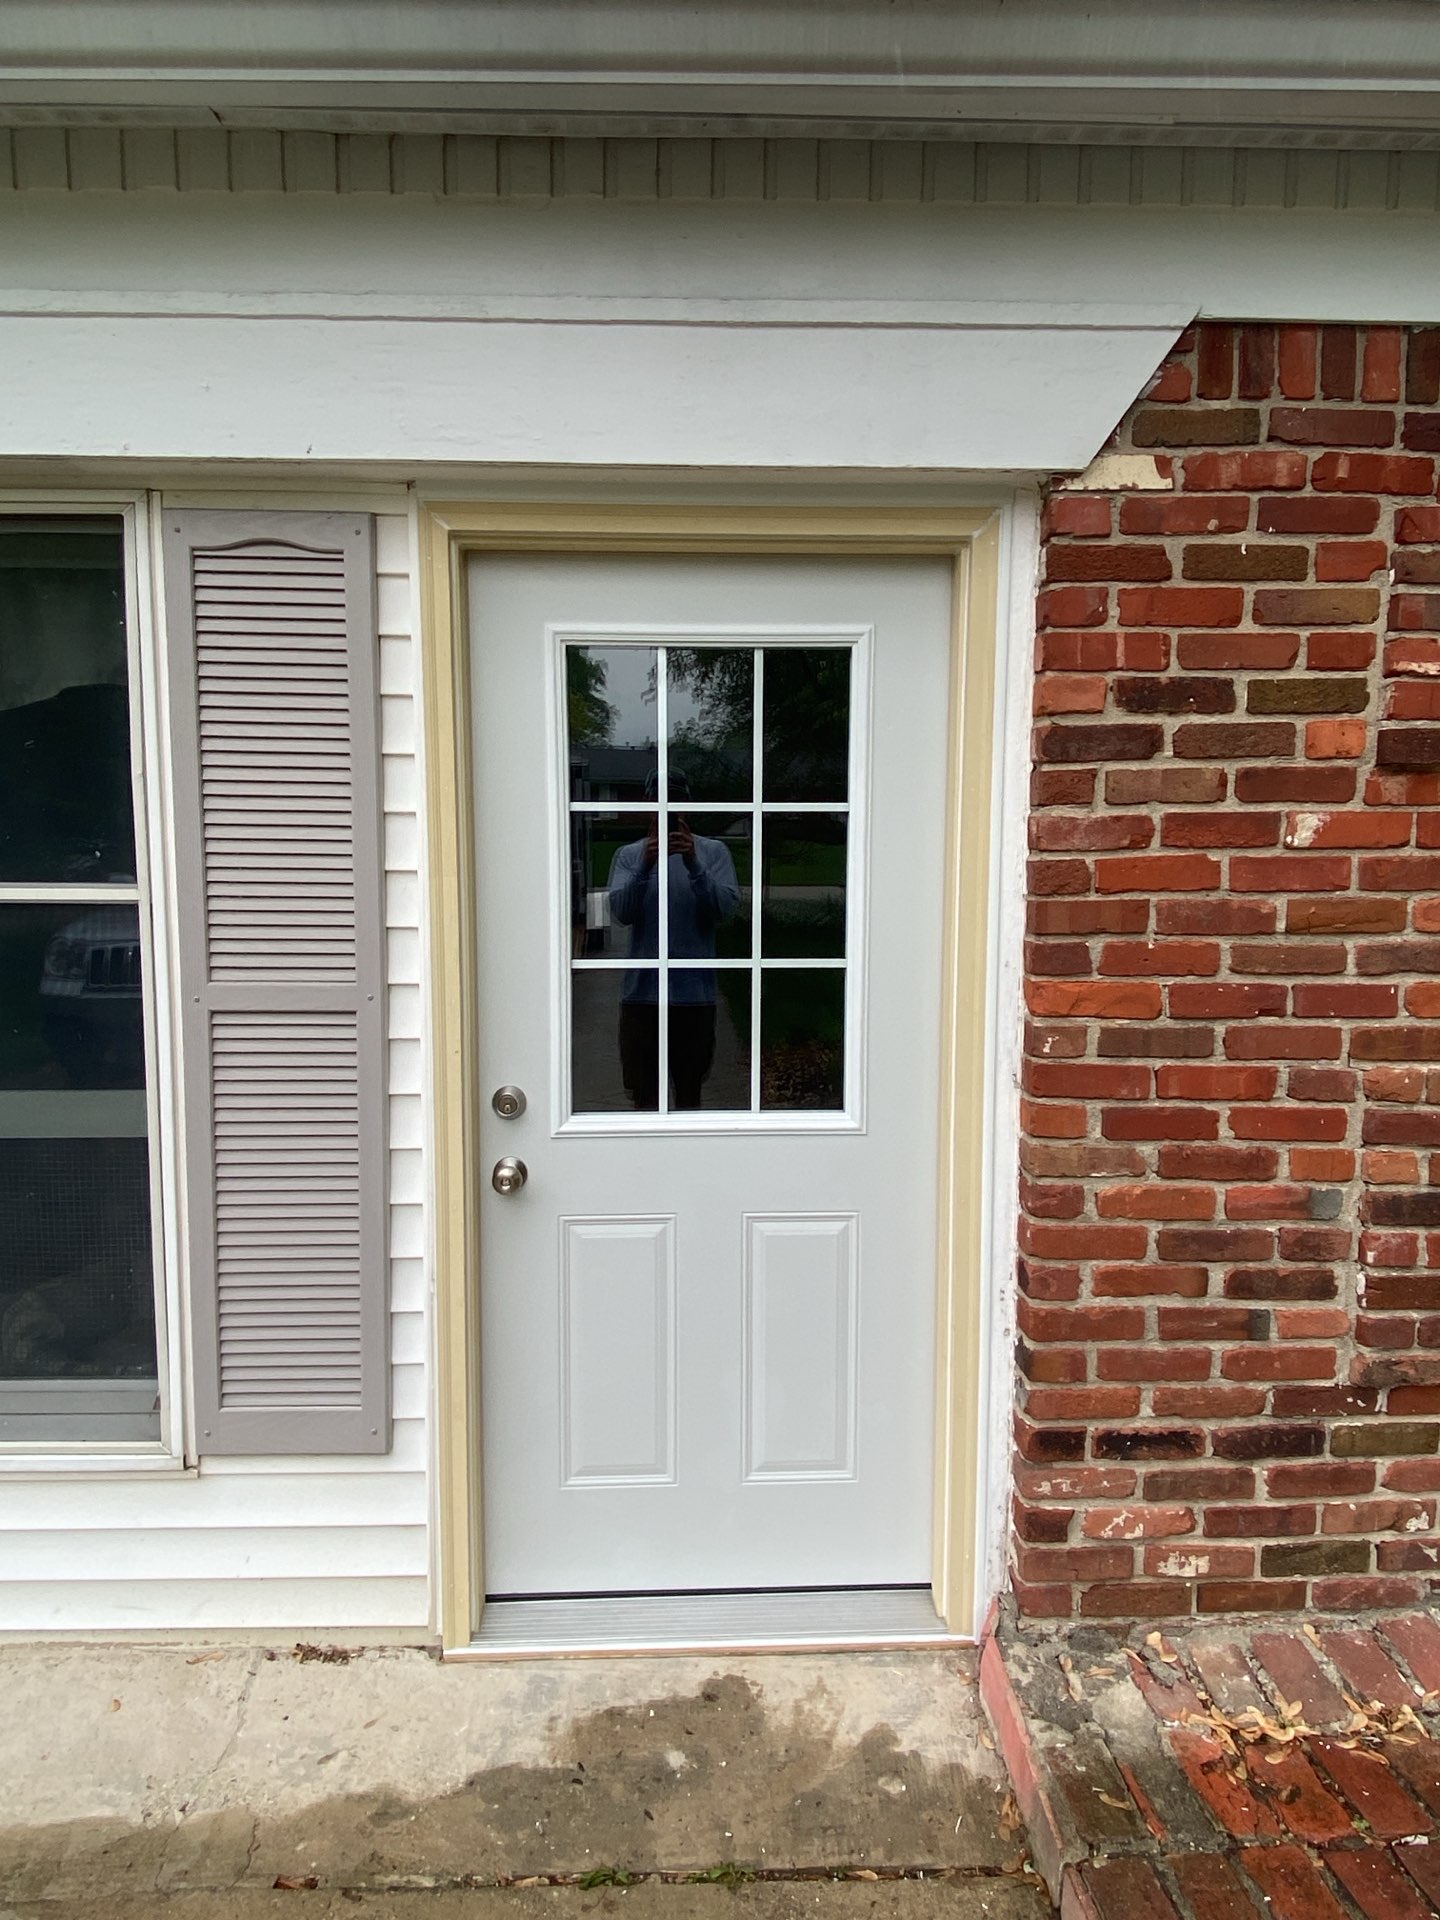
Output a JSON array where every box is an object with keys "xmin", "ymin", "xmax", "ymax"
[{"xmin": 420, "ymin": 500, "xmax": 1003, "ymax": 1651}]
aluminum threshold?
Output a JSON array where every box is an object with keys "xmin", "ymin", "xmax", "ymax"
[{"xmin": 460, "ymin": 1587, "xmax": 963, "ymax": 1658}]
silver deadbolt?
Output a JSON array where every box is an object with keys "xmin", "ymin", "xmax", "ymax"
[
  {"xmin": 491, "ymin": 1156, "xmax": 528, "ymax": 1196},
  {"xmin": 491, "ymin": 1085, "xmax": 527, "ymax": 1119}
]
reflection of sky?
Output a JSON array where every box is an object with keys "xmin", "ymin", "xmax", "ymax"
[{"xmin": 586, "ymin": 646, "xmax": 715, "ymax": 749}]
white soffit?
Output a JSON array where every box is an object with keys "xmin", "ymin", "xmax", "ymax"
[{"xmin": 0, "ymin": 312, "xmax": 1184, "ymax": 470}]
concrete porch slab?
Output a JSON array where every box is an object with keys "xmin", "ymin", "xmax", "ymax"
[{"xmin": 0, "ymin": 1643, "xmax": 1047, "ymax": 1915}]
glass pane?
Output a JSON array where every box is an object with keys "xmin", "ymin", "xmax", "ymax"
[
  {"xmin": 567, "ymin": 644, "xmax": 657, "ymax": 802},
  {"xmin": 572, "ymin": 966, "xmax": 653, "ymax": 1114},
  {"xmin": 668, "ymin": 967, "xmax": 752, "ymax": 1112},
  {"xmin": 760, "ymin": 968, "xmax": 846, "ymax": 1112},
  {"xmin": 762, "ymin": 646, "xmax": 851, "ymax": 804},
  {"xmin": 0, "ymin": 904, "xmax": 157, "ymax": 1424},
  {"xmin": 0, "ymin": 517, "xmax": 135, "ymax": 883},
  {"xmin": 761, "ymin": 813, "xmax": 847, "ymax": 959},
  {"xmin": 588, "ymin": 809, "xmax": 749, "ymax": 963},
  {"xmin": 571, "ymin": 811, "xmax": 657, "ymax": 958},
  {"xmin": 667, "ymin": 646, "xmax": 754, "ymax": 801},
  {"xmin": 685, "ymin": 810, "xmax": 751, "ymax": 960}
]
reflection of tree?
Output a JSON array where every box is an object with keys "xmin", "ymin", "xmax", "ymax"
[
  {"xmin": 668, "ymin": 646, "xmax": 849, "ymax": 802},
  {"xmin": 567, "ymin": 650, "xmax": 616, "ymax": 746}
]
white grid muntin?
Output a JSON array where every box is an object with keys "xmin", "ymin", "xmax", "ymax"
[{"xmin": 547, "ymin": 622, "xmax": 871, "ymax": 1137}]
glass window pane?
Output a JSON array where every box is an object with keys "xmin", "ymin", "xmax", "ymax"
[
  {"xmin": 760, "ymin": 968, "xmax": 845, "ymax": 1112},
  {"xmin": 761, "ymin": 813, "xmax": 847, "ymax": 959},
  {"xmin": 572, "ymin": 966, "xmax": 655, "ymax": 1114},
  {"xmin": 0, "ymin": 518, "xmax": 136, "ymax": 883},
  {"xmin": 668, "ymin": 967, "xmax": 752, "ymax": 1113},
  {"xmin": 667, "ymin": 646, "xmax": 754, "ymax": 801},
  {"xmin": 762, "ymin": 646, "xmax": 851, "ymax": 804},
  {"xmin": 567, "ymin": 644, "xmax": 657, "ymax": 802},
  {"xmin": 0, "ymin": 904, "xmax": 157, "ymax": 1428},
  {"xmin": 572, "ymin": 811, "xmax": 657, "ymax": 958},
  {"xmin": 684, "ymin": 810, "xmax": 751, "ymax": 960}
]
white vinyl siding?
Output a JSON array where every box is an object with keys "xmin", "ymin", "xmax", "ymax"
[{"xmin": 0, "ymin": 512, "xmax": 430, "ymax": 1633}]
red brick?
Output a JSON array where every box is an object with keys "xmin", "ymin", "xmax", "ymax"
[
  {"xmin": 1286, "ymin": 809, "xmax": 1413, "ymax": 848},
  {"xmin": 1144, "ymin": 1543, "xmax": 1253, "ymax": 1577},
  {"xmin": 1408, "ymin": 328, "xmax": 1440, "ymax": 404},
  {"xmin": 1308, "ymin": 631, "xmax": 1376, "ymax": 670},
  {"xmin": 1103, "ymin": 1106, "xmax": 1221, "ymax": 1142},
  {"xmin": 1231, "ymin": 941, "xmax": 1347, "ymax": 974},
  {"xmin": 1106, "ymin": 767, "xmax": 1228, "ymax": 804},
  {"xmin": 1159, "ymin": 1143, "xmax": 1279, "ymax": 1179},
  {"xmin": 1235, "ymin": 765, "xmax": 1357, "ymax": 802},
  {"xmin": 1267, "ymin": 1462, "xmax": 1375, "ymax": 1498},
  {"xmin": 1230, "ymin": 1107, "xmax": 1348, "ymax": 1141},
  {"xmin": 1396, "ymin": 505, "xmax": 1440, "ymax": 543},
  {"xmin": 1288, "ymin": 1065, "xmax": 1355, "ymax": 1100},
  {"xmin": 1018, "ymin": 1221, "xmax": 1150, "ymax": 1260},
  {"xmin": 1153, "ymin": 1385, "xmax": 1266, "ymax": 1416},
  {"xmin": 1197, "ymin": 322, "xmax": 1235, "ymax": 398},
  {"xmin": 1294, "ymin": 983, "xmax": 1397, "ymax": 1016},
  {"xmin": 1176, "ymin": 632, "xmax": 1301, "ymax": 671},
  {"xmin": 1362, "ymin": 326, "xmax": 1405, "ymax": 402},
  {"xmin": 1031, "ymin": 767, "xmax": 1097, "ymax": 807},
  {"xmin": 1307, "ymin": 718, "xmax": 1369, "ymax": 758},
  {"xmin": 1093, "ymin": 1263, "xmax": 1209, "ymax": 1297},
  {"xmin": 1328, "ymin": 1847, "xmax": 1435, "ymax": 1920},
  {"xmin": 1020, "ymin": 1097, "xmax": 1085, "ymax": 1139},
  {"xmin": 1175, "ymin": 722, "xmax": 1296, "ymax": 759},
  {"xmin": 1099, "ymin": 1347, "xmax": 1212, "ymax": 1383},
  {"xmin": 1203, "ymin": 1503, "xmax": 1316, "ymax": 1538},
  {"xmin": 1117, "ymin": 586, "xmax": 1245, "ymax": 628},
  {"xmin": 1316, "ymin": 539, "xmax": 1389, "ymax": 581},
  {"xmin": 1026, "ymin": 980, "xmax": 1163, "ymax": 1019},
  {"xmin": 1277, "ymin": 325, "xmax": 1318, "ymax": 400},
  {"xmin": 1037, "ymin": 583, "xmax": 1109, "ymax": 627},
  {"xmin": 1033, "ymin": 673, "xmax": 1108, "ymax": 715},
  {"xmin": 1260, "ymin": 495, "xmax": 1379, "ymax": 533},
  {"xmin": 1184, "ymin": 450, "xmax": 1308, "ymax": 491},
  {"xmin": 1313, "ymin": 451, "xmax": 1436, "ymax": 493},
  {"xmin": 1156, "ymin": 900, "xmax": 1276, "ymax": 935},
  {"xmin": 1029, "ymin": 900, "xmax": 1150, "ymax": 933},
  {"xmin": 1042, "ymin": 493, "xmax": 1112, "ymax": 537},
  {"xmin": 1238, "ymin": 1845, "xmax": 1351, "ymax": 1920},
  {"xmin": 1158, "ymin": 1065, "xmax": 1277, "ymax": 1100},
  {"xmin": 1321, "ymin": 325, "xmax": 1359, "ymax": 400},
  {"xmin": 1163, "ymin": 811, "xmax": 1280, "ymax": 848},
  {"xmin": 1223, "ymin": 1345, "xmax": 1336, "ymax": 1382},
  {"xmin": 1046, "ymin": 543, "xmax": 1172, "ymax": 582},
  {"xmin": 1095, "ymin": 853, "xmax": 1222, "ymax": 893},
  {"xmin": 1224, "ymin": 1028, "xmax": 1341, "ymax": 1060},
  {"xmin": 1026, "ymin": 1387, "xmax": 1143, "ymax": 1420},
  {"xmin": 1015, "ymin": 1544, "xmax": 1135, "ymax": 1583},
  {"xmin": 1287, "ymin": 896, "xmax": 1406, "ymax": 933},
  {"xmin": 1035, "ymin": 720, "xmax": 1164, "ymax": 763},
  {"xmin": 1224, "ymin": 1183, "xmax": 1314, "ymax": 1220},
  {"xmin": 1081, "ymin": 1503, "xmax": 1195, "ymax": 1541},
  {"xmin": 1271, "ymin": 405, "xmax": 1394, "ymax": 446},
  {"xmin": 1096, "ymin": 1183, "xmax": 1216, "ymax": 1220},
  {"xmin": 1099, "ymin": 939, "xmax": 1220, "ymax": 975},
  {"xmin": 1232, "ymin": 853, "xmax": 1352, "ymax": 892},
  {"xmin": 1289, "ymin": 1148, "xmax": 1355, "ymax": 1179},
  {"xmin": 1169, "ymin": 983, "xmax": 1287, "ymax": 1018},
  {"xmin": 1120, "ymin": 494, "xmax": 1249, "ymax": 535},
  {"xmin": 1025, "ymin": 1060, "xmax": 1151, "ymax": 1099},
  {"xmin": 1030, "ymin": 813, "xmax": 1153, "ymax": 851},
  {"xmin": 1390, "ymin": 681, "xmax": 1440, "ymax": 719}
]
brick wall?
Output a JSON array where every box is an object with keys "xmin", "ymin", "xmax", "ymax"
[{"xmin": 1018, "ymin": 320, "xmax": 1440, "ymax": 1620}]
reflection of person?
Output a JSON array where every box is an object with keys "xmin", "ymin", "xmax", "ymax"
[{"xmin": 607, "ymin": 772, "xmax": 741, "ymax": 1110}]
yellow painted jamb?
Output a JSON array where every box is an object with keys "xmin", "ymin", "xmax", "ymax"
[
  {"xmin": 421, "ymin": 511, "xmax": 484, "ymax": 1651},
  {"xmin": 930, "ymin": 517, "xmax": 1002, "ymax": 1633},
  {"xmin": 424, "ymin": 497, "xmax": 1001, "ymax": 1650}
]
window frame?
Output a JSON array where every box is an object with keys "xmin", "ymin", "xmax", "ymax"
[{"xmin": 0, "ymin": 492, "xmax": 185, "ymax": 1472}]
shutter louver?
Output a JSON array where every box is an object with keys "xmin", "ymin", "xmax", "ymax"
[{"xmin": 166, "ymin": 512, "xmax": 389, "ymax": 1455}]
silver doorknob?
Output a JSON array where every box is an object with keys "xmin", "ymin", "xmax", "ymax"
[
  {"xmin": 491, "ymin": 1085, "xmax": 526, "ymax": 1119},
  {"xmin": 491, "ymin": 1157, "xmax": 528, "ymax": 1196}
]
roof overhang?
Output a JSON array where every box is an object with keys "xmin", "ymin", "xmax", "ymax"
[{"xmin": 2, "ymin": 1, "xmax": 1440, "ymax": 146}]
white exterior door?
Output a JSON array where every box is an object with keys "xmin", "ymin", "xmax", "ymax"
[{"xmin": 470, "ymin": 553, "xmax": 952, "ymax": 1596}]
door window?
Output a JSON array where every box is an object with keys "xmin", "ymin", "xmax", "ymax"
[{"xmin": 562, "ymin": 634, "xmax": 862, "ymax": 1124}]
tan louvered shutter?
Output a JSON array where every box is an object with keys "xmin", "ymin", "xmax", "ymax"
[{"xmin": 165, "ymin": 512, "xmax": 389, "ymax": 1455}]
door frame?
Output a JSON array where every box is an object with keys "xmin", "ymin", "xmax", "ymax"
[{"xmin": 420, "ymin": 498, "xmax": 1011, "ymax": 1653}]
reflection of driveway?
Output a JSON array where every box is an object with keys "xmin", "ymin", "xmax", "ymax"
[{"xmin": 571, "ymin": 974, "xmax": 751, "ymax": 1114}]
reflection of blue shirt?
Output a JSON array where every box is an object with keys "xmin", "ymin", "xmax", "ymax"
[{"xmin": 608, "ymin": 837, "xmax": 741, "ymax": 1004}]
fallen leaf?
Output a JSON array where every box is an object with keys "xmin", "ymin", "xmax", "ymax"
[
  {"xmin": 274, "ymin": 1876, "xmax": 320, "ymax": 1891},
  {"xmin": 977, "ymin": 1727, "xmax": 995, "ymax": 1750},
  {"xmin": 1096, "ymin": 1791, "xmax": 1130, "ymax": 1810},
  {"xmin": 848, "ymin": 1869, "xmax": 879, "ymax": 1881},
  {"xmin": 109, "ymin": 1699, "xmax": 122, "ymax": 1712},
  {"xmin": 186, "ymin": 1650, "xmax": 227, "ymax": 1666}
]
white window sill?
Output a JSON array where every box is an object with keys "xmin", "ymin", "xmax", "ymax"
[{"xmin": 0, "ymin": 1448, "xmax": 193, "ymax": 1480}]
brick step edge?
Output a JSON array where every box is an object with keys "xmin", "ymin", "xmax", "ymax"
[{"xmin": 977, "ymin": 1601, "xmax": 1076, "ymax": 1902}]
